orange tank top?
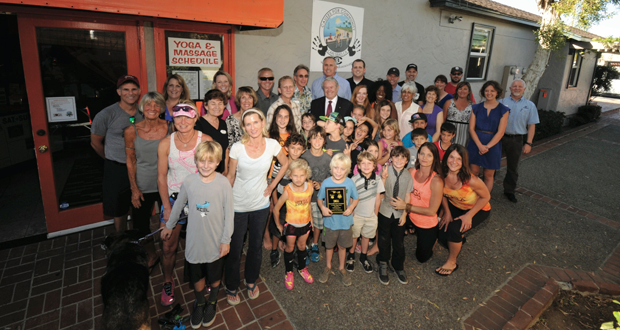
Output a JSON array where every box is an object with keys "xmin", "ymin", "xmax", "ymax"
[
  {"xmin": 284, "ymin": 183, "xmax": 313, "ymax": 225},
  {"xmin": 408, "ymin": 169, "xmax": 438, "ymax": 229},
  {"xmin": 443, "ymin": 176, "xmax": 491, "ymax": 211}
]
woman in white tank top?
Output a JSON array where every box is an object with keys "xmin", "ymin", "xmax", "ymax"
[{"xmin": 157, "ymin": 102, "xmax": 212, "ymax": 307}]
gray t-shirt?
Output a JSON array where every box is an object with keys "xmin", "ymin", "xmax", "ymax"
[
  {"xmin": 301, "ymin": 150, "xmax": 332, "ymax": 202},
  {"xmin": 91, "ymin": 103, "xmax": 144, "ymax": 163},
  {"xmin": 166, "ymin": 173, "xmax": 234, "ymax": 264},
  {"xmin": 325, "ymin": 136, "xmax": 346, "ymax": 155}
]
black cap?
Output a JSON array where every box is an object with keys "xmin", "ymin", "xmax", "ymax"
[
  {"xmin": 409, "ymin": 112, "xmax": 428, "ymax": 123},
  {"xmin": 387, "ymin": 67, "xmax": 400, "ymax": 76},
  {"xmin": 406, "ymin": 64, "xmax": 418, "ymax": 71},
  {"xmin": 451, "ymin": 66, "xmax": 464, "ymax": 74}
]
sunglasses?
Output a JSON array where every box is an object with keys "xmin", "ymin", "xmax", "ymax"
[
  {"xmin": 259, "ymin": 77, "xmax": 275, "ymax": 81},
  {"xmin": 173, "ymin": 105, "xmax": 194, "ymax": 112},
  {"xmin": 129, "ymin": 116, "xmax": 135, "ymax": 124}
]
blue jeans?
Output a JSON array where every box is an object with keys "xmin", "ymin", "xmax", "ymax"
[{"xmin": 224, "ymin": 207, "xmax": 270, "ymax": 291}]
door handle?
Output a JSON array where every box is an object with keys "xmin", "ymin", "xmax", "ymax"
[{"xmin": 38, "ymin": 145, "xmax": 48, "ymax": 153}]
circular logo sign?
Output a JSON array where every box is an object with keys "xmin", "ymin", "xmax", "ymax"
[{"xmin": 320, "ymin": 7, "xmax": 356, "ymax": 60}]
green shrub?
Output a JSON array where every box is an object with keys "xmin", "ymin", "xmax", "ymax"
[
  {"xmin": 534, "ymin": 109, "xmax": 565, "ymax": 142},
  {"xmin": 569, "ymin": 105, "xmax": 602, "ymax": 127}
]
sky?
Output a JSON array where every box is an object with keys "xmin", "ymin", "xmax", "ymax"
[{"xmin": 493, "ymin": 0, "xmax": 620, "ymax": 38}]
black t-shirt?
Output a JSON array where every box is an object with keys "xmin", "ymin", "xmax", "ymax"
[{"xmin": 194, "ymin": 116, "xmax": 229, "ymax": 174}]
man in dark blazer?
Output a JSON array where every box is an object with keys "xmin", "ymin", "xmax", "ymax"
[{"xmin": 310, "ymin": 77, "xmax": 353, "ymax": 120}]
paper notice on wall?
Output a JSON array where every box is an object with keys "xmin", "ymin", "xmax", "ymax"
[
  {"xmin": 310, "ymin": 1, "xmax": 364, "ymax": 71},
  {"xmin": 172, "ymin": 70, "xmax": 199, "ymax": 100},
  {"xmin": 199, "ymin": 70, "xmax": 213, "ymax": 101},
  {"xmin": 168, "ymin": 37, "xmax": 221, "ymax": 68},
  {"xmin": 46, "ymin": 97, "xmax": 77, "ymax": 123}
]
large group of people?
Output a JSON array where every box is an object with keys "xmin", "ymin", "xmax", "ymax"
[{"xmin": 91, "ymin": 58, "xmax": 539, "ymax": 329}]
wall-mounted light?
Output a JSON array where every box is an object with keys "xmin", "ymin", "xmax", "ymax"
[{"xmin": 449, "ymin": 15, "xmax": 463, "ymax": 24}]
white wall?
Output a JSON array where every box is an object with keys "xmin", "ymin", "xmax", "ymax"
[{"xmin": 234, "ymin": 0, "xmax": 539, "ymax": 98}]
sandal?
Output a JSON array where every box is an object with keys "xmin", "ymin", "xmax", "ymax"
[
  {"xmin": 435, "ymin": 264, "xmax": 459, "ymax": 277},
  {"xmin": 226, "ymin": 288, "xmax": 240, "ymax": 306},
  {"xmin": 245, "ymin": 281, "xmax": 260, "ymax": 300}
]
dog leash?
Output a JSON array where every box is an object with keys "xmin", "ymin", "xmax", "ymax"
[{"xmin": 138, "ymin": 228, "xmax": 163, "ymax": 243}]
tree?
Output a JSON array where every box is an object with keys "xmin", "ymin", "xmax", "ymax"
[{"xmin": 522, "ymin": 0, "xmax": 620, "ymax": 100}]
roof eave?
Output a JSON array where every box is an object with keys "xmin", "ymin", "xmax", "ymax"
[{"xmin": 429, "ymin": 0, "xmax": 540, "ymax": 28}]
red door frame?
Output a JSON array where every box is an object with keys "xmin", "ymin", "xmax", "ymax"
[
  {"xmin": 17, "ymin": 12, "xmax": 147, "ymax": 233},
  {"xmin": 153, "ymin": 19, "xmax": 235, "ymax": 97}
]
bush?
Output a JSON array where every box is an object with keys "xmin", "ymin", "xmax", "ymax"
[
  {"xmin": 534, "ymin": 109, "xmax": 565, "ymax": 142},
  {"xmin": 569, "ymin": 105, "xmax": 602, "ymax": 127}
]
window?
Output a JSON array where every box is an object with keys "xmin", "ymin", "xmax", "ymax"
[
  {"xmin": 466, "ymin": 24, "xmax": 495, "ymax": 80},
  {"xmin": 567, "ymin": 49, "xmax": 583, "ymax": 88}
]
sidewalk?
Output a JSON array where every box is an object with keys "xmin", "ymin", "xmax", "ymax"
[{"xmin": 1, "ymin": 113, "xmax": 619, "ymax": 330}]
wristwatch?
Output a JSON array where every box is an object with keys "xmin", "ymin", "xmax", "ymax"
[{"xmin": 525, "ymin": 142, "xmax": 532, "ymax": 146}]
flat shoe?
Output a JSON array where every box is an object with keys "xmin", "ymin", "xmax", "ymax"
[{"xmin": 435, "ymin": 264, "xmax": 459, "ymax": 276}]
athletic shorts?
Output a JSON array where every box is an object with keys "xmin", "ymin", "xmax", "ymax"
[
  {"xmin": 102, "ymin": 159, "xmax": 131, "ymax": 217},
  {"xmin": 282, "ymin": 222, "xmax": 312, "ymax": 238},
  {"xmin": 183, "ymin": 258, "xmax": 224, "ymax": 284}
]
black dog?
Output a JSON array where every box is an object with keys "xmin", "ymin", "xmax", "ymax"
[{"xmin": 101, "ymin": 230, "xmax": 150, "ymax": 330}]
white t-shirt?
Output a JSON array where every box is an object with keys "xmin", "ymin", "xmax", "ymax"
[{"xmin": 229, "ymin": 138, "xmax": 282, "ymax": 212}]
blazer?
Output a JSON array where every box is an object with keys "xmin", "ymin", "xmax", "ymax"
[{"xmin": 310, "ymin": 97, "xmax": 353, "ymax": 119}]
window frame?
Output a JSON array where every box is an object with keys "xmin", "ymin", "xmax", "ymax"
[
  {"xmin": 465, "ymin": 23, "xmax": 496, "ymax": 81},
  {"xmin": 566, "ymin": 49, "xmax": 583, "ymax": 88}
]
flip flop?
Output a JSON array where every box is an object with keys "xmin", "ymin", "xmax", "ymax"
[
  {"xmin": 435, "ymin": 264, "xmax": 459, "ymax": 276},
  {"xmin": 245, "ymin": 281, "xmax": 260, "ymax": 299},
  {"xmin": 226, "ymin": 288, "xmax": 240, "ymax": 306}
]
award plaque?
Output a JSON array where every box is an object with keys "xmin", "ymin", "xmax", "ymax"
[{"xmin": 325, "ymin": 187, "xmax": 346, "ymax": 214}]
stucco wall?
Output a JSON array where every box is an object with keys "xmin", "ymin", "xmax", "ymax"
[
  {"xmin": 534, "ymin": 43, "xmax": 597, "ymax": 115},
  {"xmin": 233, "ymin": 0, "xmax": 538, "ymax": 97}
]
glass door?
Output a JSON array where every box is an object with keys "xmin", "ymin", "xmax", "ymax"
[{"xmin": 18, "ymin": 14, "xmax": 144, "ymax": 233}]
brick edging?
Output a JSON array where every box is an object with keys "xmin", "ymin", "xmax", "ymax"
[{"xmin": 463, "ymin": 242, "xmax": 620, "ymax": 330}]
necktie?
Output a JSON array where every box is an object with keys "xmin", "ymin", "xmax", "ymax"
[
  {"xmin": 326, "ymin": 100, "xmax": 333, "ymax": 116},
  {"xmin": 392, "ymin": 166, "xmax": 403, "ymax": 198}
]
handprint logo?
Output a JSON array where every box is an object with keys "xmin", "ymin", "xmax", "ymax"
[
  {"xmin": 348, "ymin": 39, "xmax": 361, "ymax": 57},
  {"xmin": 312, "ymin": 36, "xmax": 328, "ymax": 56}
]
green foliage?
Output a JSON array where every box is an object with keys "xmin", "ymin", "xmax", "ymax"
[
  {"xmin": 554, "ymin": 0, "xmax": 620, "ymax": 30},
  {"xmin": 593, "ymin": 65, "xmax": 620, "ymax": 94},
  {"xmin": 600, "ymin": 300, "xmax": 620, "ymax": 329},
  {"xmin": 534, "ymin": 109, "xmax": 566, "ymax": 142},
  {"xmin": 535, "ymin": 20, "xmax": 566, "ymax": 51},
  {"xmin": 569, "ymin": 105, "xmax": 602, "ymax": 126}
]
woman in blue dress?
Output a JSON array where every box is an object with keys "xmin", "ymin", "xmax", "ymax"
[{"xmin": 467, "ymin": 81, "xmax": 509, "ymax": 193}]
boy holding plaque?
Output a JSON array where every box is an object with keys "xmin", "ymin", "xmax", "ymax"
[
  {"xmin": 377, "ymin": 146, "xmax": 413, "ymax": 286},
  {"xmin": 317, "ymin": 153, "xmax": 359, "ymax": 286}
]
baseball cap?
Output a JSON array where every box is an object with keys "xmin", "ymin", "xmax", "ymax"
[
  {"xmin": 172, "ymin": 103, "xmax": 197, "ymax": 118},
  {"xmin": 387, "ymin": 67, "xmax": 400, "ymax": 76},
  {"xmin": 344, "ymin": 116, "xmax": 357, "ymax": 125},
  {"xmin": 117, "ymin": 75, "xmax": 140, "ymax": 88},
  {"xmin": 319, "ymin": 112, "xmax": 345, "ymax": 126},
  {"xmin": 451, "ymin": 66, "xmax": 464, "ymax": 74},
  {"xmin": 409, "ymin": 112, "xmax": 428, "ymax": 123},
  {"xmin": 406, "ymin": 64, "xmax": 418, "ymax": 71}
]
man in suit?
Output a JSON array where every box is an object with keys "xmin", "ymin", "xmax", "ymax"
[{"xmin": 310, "ymin": 77, "xmax": 353, "ymax": 120}]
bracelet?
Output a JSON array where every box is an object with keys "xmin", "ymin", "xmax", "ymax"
[
  {"xmin": 125, "ymin": 146, "xmax": 135, "ymax": 150},
  {"xmin": 525, "ymin": 142, "xmax": 532, "ymax": 146}
]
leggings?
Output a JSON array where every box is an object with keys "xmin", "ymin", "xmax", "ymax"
[
  {"xmin": 131, "ymin": 192, "xmax": 160, "ymax": 237},
  {"xmin": 224, "ymin": 207, "xmax": 270, "ymax": 291},
  {"xmin": 411, "ymin": 222, "xmax": 438, "ymax": 263},
  {"xmin": 437, "ymin": 202, "xmax": 490, "ymax": 245}
]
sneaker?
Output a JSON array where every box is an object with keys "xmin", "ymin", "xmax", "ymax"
[
  {"xmin": 202, "ymin": 301, "xmax": 217, "ymax": 327},
  {"xmin": 378, "ymin": 262, "xmax": 389, "ymax": 285},
  {"xmin": 504, "ymin": 192, "xmax": 518, "ymax": 203},
  {"xmin": 345, "ymin": 252, "xmax": 355, "ymax": 272},
  {"xmin": 338, "ymin": 269, "xmax": 352, "ymax": 286},
  {"xmin": 319, "ymin": 267, "xmax": 332, "ymax": 283},
  {"xmin": 161, "ymin": 281, "xmax": 175, "ymax": 306},
  {"xmin": 190, "ymin": 301, "xmax": 205, "ymax": 329},
  {"xmin": 285, "ymin": 272, "xmax": 294, "ymax": 290},
  {"xmin": 310, "ymin": 244, "xmax": 320, "ymax": 263},
  {"xmin": 396, "ymin": 270, "xmax": 408, "ymax": 284},
  {"xmin": 360, "ymin": 258, "xmax": 373, "ymax": 273},
  {"xmin": 298, "ymin": 267, "xmax": 314, "ymax": 283},
  {"xmin": 270, "ymin": 250, "xmax": 280, "ymax": 268}
]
